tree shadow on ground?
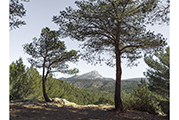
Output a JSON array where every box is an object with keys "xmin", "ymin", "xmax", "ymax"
[{"xmin": 10, "ymin": 103, "xmax": 168, "ymax": 120}]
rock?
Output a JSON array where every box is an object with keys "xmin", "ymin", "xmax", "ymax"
[
  {"xmin": 50, "ymin": 98, "xmax": 77, "ymax": 106},
  {"xmin": 84, "ymin": 104, "xmax": 96, "ymax": 108},
  {"xmin": 49, "ymin": 98, "xmax": 114, "ymax": 110},
  {"xmin": 51, "ymin": 98, "xmax": 66, "ymax": 105}
]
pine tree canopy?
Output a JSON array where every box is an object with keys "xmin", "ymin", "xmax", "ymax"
[
  {"xmin": 144, "ymin": 47, "xmax": 169, "ymax": 99},
  {"xmin": 23, "ymin": 27, "xmax": 79, "ymax": 74},
  {"xmin": 53, "ymin": 0, "xmax": 167, "ymax": 67},
  {"xmin": 9, "ymin": 0, "xmax": 29, "ymax": 30},
  {"xmin": 146, "ymin": 0, "xmax": 170, "ymax": 25}
]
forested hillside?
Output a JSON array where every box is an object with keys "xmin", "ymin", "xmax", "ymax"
[
  {"xmin": 65, "ymin": 79, "xmax": 140, "ymax": 94},
  {"xmin": 46, "ymin": 78, "xmax": 115, "ymax": 105}
]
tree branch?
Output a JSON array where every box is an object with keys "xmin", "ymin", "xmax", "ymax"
[{"xmin": 120, "ymin": 45, "xmax": 141, "ymax": 52}]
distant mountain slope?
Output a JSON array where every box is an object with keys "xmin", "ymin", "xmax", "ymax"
[
  {"xmin": 65, "ymin": 78, "xmax": 143, "ymax": 94},
  {"xmin": 59, "ymin": 70, "xmax": 114, "ymax": 81}
]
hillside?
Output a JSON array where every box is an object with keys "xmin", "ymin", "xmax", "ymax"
[
  {"xmin": 65, "ymin": 78, "xmax": 142, "ymax": 94},
  {"xmin": 41, "ymin": 78, "xmax": 115, "ymax": 105}
]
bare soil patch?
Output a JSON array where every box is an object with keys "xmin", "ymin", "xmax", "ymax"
[{"xmin": 10, "ymin": 100, "xmax": 168, "ymax": 120}]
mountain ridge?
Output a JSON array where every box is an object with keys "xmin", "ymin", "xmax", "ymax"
[
  {"xmin": 59, "ymin": 70, "xmax": 114, "ymax": 81},
  {"xmin": 59, "ymin": 70, "xmax": 146, "ymax": 82}
]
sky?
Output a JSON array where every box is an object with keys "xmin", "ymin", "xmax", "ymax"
[{"xmin": 9, "ymin": 0, "xmax": 170, "ymax": 80}]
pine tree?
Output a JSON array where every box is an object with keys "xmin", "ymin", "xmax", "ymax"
[
  {"xmin": 9, "ymin": 58, "xmax": 28, "ymax": 100},
  {"xmin": 23, "ymin": 27, "xmax": 79, "ymax": 102},
  {"xmin": 25, "ymin": 66, "xmax": 42, "ymax": 100},
  {"xmin": 144, "ymin": 47, "xmax": 169, "ymax": 99},
  {"xmin": 53, "ymin": 0, "xmax": 167, "ymax": 111}
]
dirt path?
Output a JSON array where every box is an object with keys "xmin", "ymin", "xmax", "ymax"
[{"xmin": 10, "ymin": 100, "xmax": 168, "ymax": 120}]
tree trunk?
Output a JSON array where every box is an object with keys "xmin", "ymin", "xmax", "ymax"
[
  {"xmin": 42, "ymin": 77, "xmax": 51, "ymax": 102},
  {"xmin": 42, "ymin": 60, "xmax": 51, "ymax": 102},
  {"xmin": 114, "ymin": 48, "xmax": 124, "ymax": 112}
]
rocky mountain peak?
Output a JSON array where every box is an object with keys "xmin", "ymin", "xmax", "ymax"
[
  {"xmin": 60, "ymin": 70, "xmax": 114, "ymax": 81},
  {"xmin": 84, "ymin": 70, "xmax": 102, "ymax": 77},
  {"xmin": 90, "ymin": 70, "xmax": 99, "ymax": 74}
]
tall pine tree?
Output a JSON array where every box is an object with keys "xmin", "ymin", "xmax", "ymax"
[{"xmin": 53, "ymin": 0, "xmax": 167, "ymax": 111}]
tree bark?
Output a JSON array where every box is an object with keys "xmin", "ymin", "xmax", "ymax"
[
  {"xmin": 114, "ymin": 47, "xmax": 124, "ymax": 112},
  {"xmin": 42, "ymin": 59, "xmax": 51, "ymax": 102},
  {"xmin": 42, "ymin": 77, "xmax": 51, "ymax": 102}
]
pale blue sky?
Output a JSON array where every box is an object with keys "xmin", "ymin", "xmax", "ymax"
[{"xmin": 9, "ymin": 0, "xmax": 169, "ymax": 79}]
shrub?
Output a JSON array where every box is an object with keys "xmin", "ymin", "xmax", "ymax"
[
  {"xmin": 122, "ymin": 80, "xmax": 160, "ymax": 114},
  {"xmin": 94, "ymin": 94, "xmax": 114, "ymax": 105},
  {"xmin": 121, "ymin": 91, "xmax": 134, "ymax": 109}
]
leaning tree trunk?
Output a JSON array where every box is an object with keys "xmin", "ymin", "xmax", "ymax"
[
  {"xmin": 114, "ymin": 48, "xmax": 124, "ymax": 112},
  {"xmin": 42, "ymin": 61, "xmax": 51, "ymax": 102},
  {"xmin": 42, "ymin": 77, "xmax": 51, "ymax": 102}
]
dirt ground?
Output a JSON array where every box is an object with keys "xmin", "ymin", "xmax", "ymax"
[{"xmin": 10, "ymin": 100, "xmax": 168, "ymax": 120}]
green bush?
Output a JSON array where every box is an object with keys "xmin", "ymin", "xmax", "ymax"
[
  {"xmin": 122, "ymin": 80, "xmax": 160, "ymax": 114},
  {"xmin": 121, "ymin": 91, "xmax": 134, "ymax": 109},
  {"xmin": 94, "ymin": 93, "xmax": 114, "ymax": 105}
]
